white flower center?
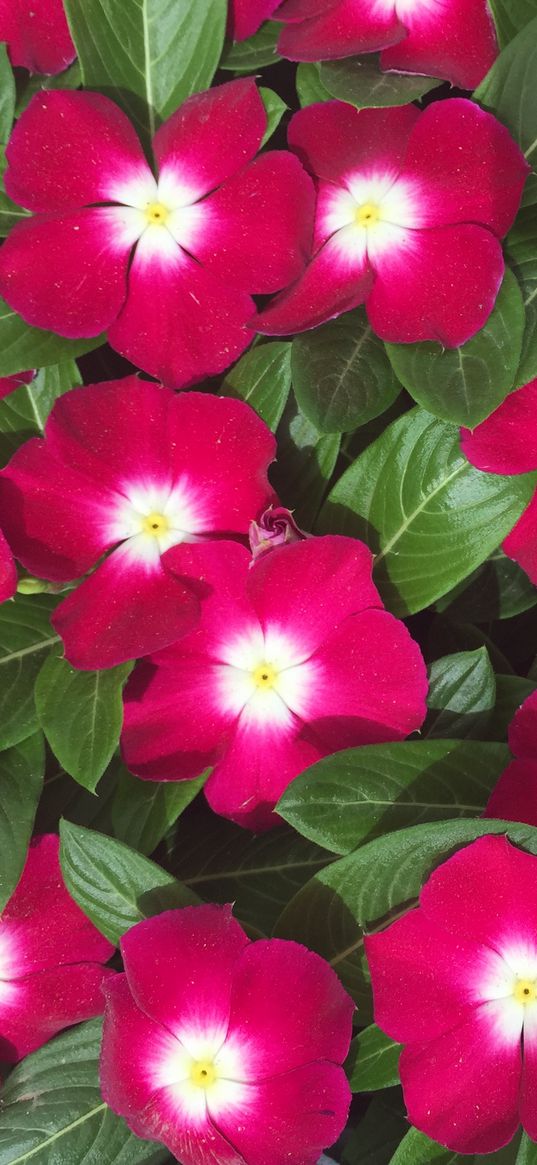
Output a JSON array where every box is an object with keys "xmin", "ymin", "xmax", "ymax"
[
  {"xmin": 152, "ymin": 1027, "xmax": 249, "ymax": 1124},
  {"xmin": 214, "ymin": 627, "xmax": 316, "ymax": 728},
  {"xmin": 319, "ymin": 169, "xmax": 423, "ymax": 265},
  {"xmin": 105, "ymin": 167, "xmax": 209, "ymax": 260},
  {"xmin": 104, "ymin": 480, "xmax": 206, "ymax": 567},
  {"xmin": 477, "ymin": 942, "xmax": 537, "ymax": 1047}
]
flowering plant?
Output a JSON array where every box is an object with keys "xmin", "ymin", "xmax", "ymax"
[{"xmin": 0, "ymin": 1, "xmax": 537, "ymax": 1163}]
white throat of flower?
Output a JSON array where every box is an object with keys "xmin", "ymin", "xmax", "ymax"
[
  {"xmin": 106, "ymin": 480, "xmax": 205, "ymax": 566},
  {"xmin": 479, "ymin": 943, "xmax": 537, "ymax": 1046},
  {"xmin": 106, "ymin": 166, "xmax": 209, "ymax": 260},
  {"xmin": 215, "ymin": 627, "xmax": 316, "ymax": 728},
  {"xmin": 154, "ymin": 1028, "xmax": 249, "ymax": 1123},
  {"xmin": 322, "ymin": 169, "xmax": 422, "ymax": 263}
]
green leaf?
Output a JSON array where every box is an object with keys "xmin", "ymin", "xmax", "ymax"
[
  {"xmin": 389, "ymin": 1128, "xmax": 465, "ymax": 1164},
  {"xmin": 260, "ymin": 87, "xmax": 287, "ymax": 145},
  {"xmin": 0, "ymin": 45, "xmax": 15, "ymax": 142},
  {"xmin": 0, "ymin": 733, "xmax": 45, "ymax": 912},
  {"xmin": 64, "ymin": 0, "xmax": 227, "ymax": 143},
  {"xmin": 0, "ymin": 593, "xmax": 60, "ymax": 750},
  {"xmin": 0, "ymin": 361, "xmax": 81, "ymax": 460},
  {"xmin": 0, "ymin": 298, "xmax": 103, "ymax": 377},
  {"xmin": 507, "ymin": 206, "xmax": 537, "ymax": 384},
  {"xmin": 273, "ymin": 396, "xmax": 341, "ymax": 529},
  {"xmin": 0, "ymin": 1018, "xmax": 168, "ymax": 1164},
  {"xmin": 60, "ymin": 820, "xmax": 199, "ymax": 943},
  {"xmin": 425, "ymin": 648, "xmax": 496, "ymax": 739},
  {"xmin": 343, "ymin": 1091, "xmax": 409, "ymax": 1165},
  {"xmin": 0, "ymin": 186, "xmax": 29, "ymax": 238},
  {"xmin": 385, "ymin": 270, "xmax": 525, "ymax": 426},
  {"xmin": 320, "ymin": 54, "xmax": 439, "ymax": 108},
  {"xmin": 347, "ymin": 1025, "xmax": 401, "ymax": 1093},
  {"xmin": 517, "ymin": 1133, "xmax": 537, "ymax": 1162},
  {"xmin": 14, "ymin": 60, "xmax": 82, "ymax": 117},
  {"xmin": 278, "ymin": 739, "xmax": 509, "ymax": 855},
  {"xmin": 436, "ymin": 549, "xmax": 537, "ymax": 622},
  {"xmin": 220, "ymin": 21, "xmax": 280, "ymax": 71},
  {"xmin": 490, "ymin": 0, "xmax": 537, "ymax": 47},
  {"xmin": 35, "ymin": 653, "xmax": 133, "ymax": 793},
  {"xmin": 170, "ymin": 799, "xmax": 332, "ymax": 935},
  {"xmin": 475, "ymin": 15, "xmax": 537, "ymax": 160},
  {"xmin": 111, "ymin": 766, "xmax": 207, "ymax": 855},
  {"xmin": 222, "ymin": 341, "xmax": 292, "ymax": 431},
  {"xmin": 318, "ymin": 407, "xmax": 535, "ymax": 616},
  {"xmin": 292, "ymin": 310, "xmax": 400, "ymax": 434},
  {"xmin": 275, "ymin": 818, "xmax": 537, "ymax": 1002},
  {"xmin": 296, "ymin": 62, "xmax": 331, "ymax": 107}
]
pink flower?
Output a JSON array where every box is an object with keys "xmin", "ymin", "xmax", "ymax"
[
  {"xmin": 483, "ymin": 690, "xmax": 537, "ymax": 826},
  {"xmin": 121, "ymin": 535, "xmax": 428, "ymax": 831},
  {"xmin": 255, "ymin": 99, "xmax": 529, "ymax": 349},
  {"xmin": 248, "ymin": 504, "xmax": 307, "ymax": 561},
  {"xmin": 462, "ymin": 378, "xmax": 537, "ymax": 584},
  {"xmin": 228, "ymin": 0, "xmax": 281, "ymax": 40},
  {"xmin": 0, "ymin": 526, "xmax": 16, "ymax": 602},
  {"xmin": 0, "ymin": 81, "xmax": 314, "ymax": 388},
  {"xmin": 0, "ymin": 369, "xmax": 34, "ymax": 400},
  {"xmin": 0, "ymin": 834, "xmax": 114, "ymax": 1061},
  {"xmin": 274, "ymin": 0, "xmax": 498, "ymax": 88},
  {"xmin": 366, "ymin": 835, "xmax": 537, "ymax": 1154},
  {"xmin": 0, "ymin": 378, "xmax": 276, "ymax": 670},
  {"xmin": 100, "ymin": 903, "xmax": 354, "ymax": 1165},
  {"xmin": 0, "ymin": 0, "xmax": 75, "ymax": 75}
]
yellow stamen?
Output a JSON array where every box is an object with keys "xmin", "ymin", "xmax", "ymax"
[
  {"xmin": 145, "ymin": 202, "xmax": 170, "ymax": 226},
  {"xmin": 355, "ymin": 202, "xmax": 381, "ymax": 228},
  {"xmin": 513, "ymin": 978, "xmax": 537, "ymax": 1004},
  {"xmin": 252, "ymin": 662, "xmax": 278, "ymax": 689},
  {"xmin": 190, "ymin": 1059, "xmax": 218, "ymax": 1088},
  {"xmin": 142, "ymin": 512, "xmax": 170, "ymax": 536}
]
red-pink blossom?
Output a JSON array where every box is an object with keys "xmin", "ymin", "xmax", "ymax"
[
  {"xmin": 366, "ymin": 835, "xmax": 537, "ymax": 1154},
  {"xmin": 248, "ymin": 505, "xmax": 307, "ymax": 561},
  {"xmin": 228, "ymin": 0, "xmax": 281, "ymax": 40},
  {"xmin": 0, "ymin": 526, "xmax": 16, "ymax": 602},
  {"xmin": 0, "ymin": 370, "xmax": 34, "ymax": 400},
  {"xmin": 275, "ymin": 0, "xmax": 498, "ymax": 88},
  {"xmin": 0, "ymin": 378, "xmax": 276, "ymax": 670},
  {"xmin": 121, "ymin": 536, "xmax": 428, "ymax": 831},
  {"xmin": 255, "ymin": 99, "xmax": 528, "ymax": 349},
  {"xmin": 0, "ymin": 0, "xmax": 75, "ymax": 74},
  {"xmin": 0, "ymin": 82, "xmax": 314, "ymax": 388},
  {"xmin": 462, "ymin": 378, "xmax": 537, "ymax": 584},
  {"xmin": 0, "ymin": 834, "xmax": 114, "ymax": 1061},
  {"xmin": 483, "ymin": 690, "xmax": 537, "ymax": 827},
  {"xmin": 100, "ymin": 903, "xmax": 354, "ymax": 1165}
]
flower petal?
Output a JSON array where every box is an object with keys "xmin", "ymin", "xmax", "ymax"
[
  {"xmin": 52, "ymin": 547, "xmax": 200, "ymax": 670},
  {"xmin": 0, "ymin": 370, "xmax": 34, "ymax": 400},
  {"xmin": 153, "ymin": 79, "xmax": 266, "ymax": 202},
  {"xmin": 399, "ymin": 1009, "xmax": 521, "ymax": 1154},
  {"xmin": 462, "ymin": 379, "xmax": 537, "ymax": 475},
  {"xmin": 509, "ymin": 690, "xmax": 537, "ymax": 760},
  {"xmin": 120, "ymin": 905, "xmax": 249, "ymax": 1040},
  {"xmin": 484, "ymin": 759, "xmax": 537, "ymax": 828},
  {"xmin": 365, "ymin": 222, "xmax": 504, "ymax": 347},
  {"xmin": 193, "ymin": 152, "xmax": 315, "ymax": 293},
  {"xmin": 0, "ymin": 963, "xmax": 115, "ymax": 1062},
  {"xmin": 228, "ymin": 0, "xmax": 282, "ymax": 40},
  {"xmin": 382, "ymin": 0, "xmax": 498, "ymax": 90},
  {"xmin": 101, "ymin": 975, "xmax": 246, "ymax": 1165},
  {"xmin": 305, "ymin": 608, "xmax": 428, "ymax": 748},
  {"xmin": 419, "ymin": 834, "xmax": 537, "ymax": 952},
  {"xmin": 0, "ymin": 0, "xmax": 76, "ymax": 75},
  {"xmin": 401, "ymin": 99, "xmax": 529, "ymax": 236},
  {"xmin": 227, "ymin": 938, "xmax": 354, "ymax": 1074},
  {"xmin": 277, "ymin": 0, "xmax": 404, "ymax": 61},
  {"xmin": 254, "ymin": 232, "xmax": 372, "ymax": 335},
  {"xmin": 287, "ymin": 101, "xmax": 420, "ymax": 184},
  {"xmin": 4, "ymin": 91, "xmax": 153, "ymax": 213},
  {"xmin": 108, "ymin": 233, "xmax": 253, "ymax": 388},
  {"xmin": 213, "ymin": 1061, "xmax": 351, "ymax": 1165},
  {"xmin": 503, "ymin": 492, "xmax": 537, "ymax": 586},
  {"xmin": 0, "ymin": 527, "xmax": 16, "ymax": 603},
  {"xmin": 0, "ymin": 208, "xmax": 137, "ymax": 338},
  {"xmin": 2, "ymin": 835, "xmax": 114, "ymax": 975}
]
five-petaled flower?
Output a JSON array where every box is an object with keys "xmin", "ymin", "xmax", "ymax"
[
  {"xmin": 0, "ymin": 377, "xmax": 276, "ymax": 670},
  {"xmin": 255, "ymin": 98, "xmax": 529, "ymax": 349},
  {"xmin": 483, "ymin": 689, "xmax": 537, "ymax": 827},
  {"xmin": 462, "ymin": 377, "xmax": 537, "ymax": 585},
  {"xmin": 274, "ymin": 0, "xmax": 498, "ymax": 89},
  {"xmin": 0, "ymin": 80, "xmax": 314, "ymax": 387},
  {"xmin": 121, "ymin": 535, "xmax": 428, "ymax": 831},
  {"xmin": 366, "ymin": 835, "xmax": 537, "ymax": 1154},
  {"xmin": 0, "ymin": 834, "xmax": 114, "ymax": 1061},
  {"xmin": 100, "ymin": 903, "xmax": 354, "ymax": 1165},
  {"xmin": 0, "ymin": 0, "xmax": 76, "ymax": 74}
]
